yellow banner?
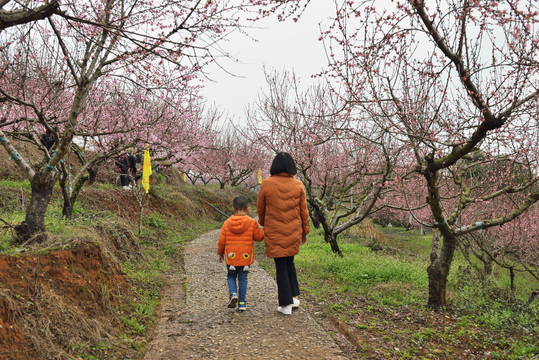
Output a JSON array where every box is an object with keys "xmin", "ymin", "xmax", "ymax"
[
  {"xmin": 258, "ymin": 168, "xmax": 262, "ymax": 184},
  {"xmin": 142, "ymin": 144, "xmax": 152, "ymax": 193}
]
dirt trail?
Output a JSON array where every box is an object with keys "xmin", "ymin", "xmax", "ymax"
[{"xmin": 144, "ymin": 229, "xmax": 348, "ymax": 360}]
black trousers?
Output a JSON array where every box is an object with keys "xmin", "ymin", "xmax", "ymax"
[
  {"xmin": 274, "ymin": 256, "xmax": 300, "ymax": 306},
  {"xmin": 119, "ymin": 172, "xmax": 130, "ymax": 186}
]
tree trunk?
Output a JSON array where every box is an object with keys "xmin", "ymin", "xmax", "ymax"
[
  {"xmin": 62, "ymin": 196, "xmax": 74, "ymax": 219},
  {"xmin": 308, "ymin": 201, "xmax": 342, "ymax": 256},
  {"xmin": 427, "ymin": 232, "xmax": 457, "ymax": 309},
  {"xmin": 325, "ymin": 232, "xmax": 343, "ymax": 257},
  {"xmin": 61, "ymin": 175, "xmax": 88, "ymax": 219},
  {"xmin": 135, "ymin": 190, "xmax": 149, "ymax": 235},
  {"xmin": 476, "ymin": 253, "xmax": 494, "ymax": 276},
  {"xmin": 88, "ymin": 166, "xmax": 99, "ymax": 185},
  {"xmin": 484, "ymin": 260, "xmax": 493, "ymax": 276},
  {"xmin": 308, "ymin": 204, "xmax": 321, "ymax": 228},
  {"xmin": 15, "ymin": 173, "xmax": 56, "ymax": 243},
  {"xmin": 509, "ymin": 266, "xmax": 515, "ymax": 293}
]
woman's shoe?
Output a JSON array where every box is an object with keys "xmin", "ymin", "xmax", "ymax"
[
  {"xmin": 292, "ymin": 296, "xmax": 300, "ymax": 308},
  {"xmin": 277, "ymin": 304, "xmax": 293, "ymax": 315}
]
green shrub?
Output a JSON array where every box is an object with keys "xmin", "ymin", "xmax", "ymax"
[
  {"xmin": 450, "ymin": 264, "xmax": 539, "ymax": 332},
  {"xmin": 0, "ymin": 237, "xmax": 13, "ymax": 253},
  {"xmin": 146, "ymin": 213, "xmax": 166, "ymax": 229}
]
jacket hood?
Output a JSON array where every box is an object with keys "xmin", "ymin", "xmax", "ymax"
[{"xmin": 226, "ymin": 215, "xmax": 252, "ymax": 234}]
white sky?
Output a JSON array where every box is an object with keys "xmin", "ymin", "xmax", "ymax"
[{"xmin": 200, "ymin": 2, "xmax": 336, "ymax": 124}]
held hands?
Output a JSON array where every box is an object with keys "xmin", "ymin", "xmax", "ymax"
[{"xmin": 301, "ymin": 234, "xmax": 307, "ymax": 245}]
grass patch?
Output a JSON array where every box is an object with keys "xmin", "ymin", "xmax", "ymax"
[
  {"xmin": 0, "ymin": 211, "xmax": 24, "ymax": 253},
  {"xmin": 45, "ymin": 207, "xmax": 113, "ymax": 234},
  {"xmin": 380, "ymin": 226, "xmax": 432, "ymax": 257},
  {"xmin": 451, "ymin": 276, "xmax": 539, "ymax": 332},
  {"xmin": 295, "ymin": 228, "xmax": 427, "ymax": 305},
  {"xmin": 0, "ymin": 179, "xmax": 31, "ymax": 189},
  {"xmin": 145, "ymin": 212, "xmax": 167, "ymax": 229}
]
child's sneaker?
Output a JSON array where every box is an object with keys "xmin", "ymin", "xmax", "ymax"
[
  {"xmin": 238, "ymin": 301, "xmax": 246, "ymax": 311},
  {"xmin": 228, "ymin": 293, "xmax": 238, "ymax": 308}
]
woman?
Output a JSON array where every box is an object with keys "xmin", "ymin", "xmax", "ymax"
[{"xmin": 257, "ymin": 152, "xmax": 310, "ymax": 315}]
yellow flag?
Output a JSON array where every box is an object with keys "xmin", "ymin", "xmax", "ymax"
[
  {"xmin": 183, "ymin": 173, "xmax": 186, "ymax": 182},
  {"xmin": 142, "ymin": 144, "xmax": 152, "ymax": 193},
  {"xmin": 258, "ymin": 168, "xmax": 262, "ymax": 184}
]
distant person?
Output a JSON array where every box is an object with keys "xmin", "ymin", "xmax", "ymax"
[
  {"xmin": 257, "ymin": 152, "xmax": 309, "ymax": 315},
  {"xmin": 40, "ymin": 129, "xmax": 55, "ymax": 152},
  {"xmin": 115, "ymin": 149, "xmax": 138, "ymax": 189},
  {"xmin": 134, "ymin": 153, "xmax": 143, "ymax": 181},
  {"xmin": 127, "ymin": 151, "xmax": 138, "ymax": 183},
  {"xmin": 217, "ymin": 196, "xmax": 264, "ymax": 311},
  {"xmin": 115, "ymin": 153, "xmax": 131, "ymax": 189}
]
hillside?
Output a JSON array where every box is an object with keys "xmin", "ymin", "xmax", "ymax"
[{"xmin": 0, "ymin": 169, "xmax": 252, "ymax": 359}]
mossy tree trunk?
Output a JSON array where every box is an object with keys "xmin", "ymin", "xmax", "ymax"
[
  {"xmin": 60, "ymin": 174, "xmax": 88, "ymax": 219},
  {"xmin": 14, "ymin": 172, "xmax": 57, "ymax": 243}
]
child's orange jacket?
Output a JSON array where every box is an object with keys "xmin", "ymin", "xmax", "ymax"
[{"xmin": 217, "ymin": 214, "xmax": 264, "ymax": 267}]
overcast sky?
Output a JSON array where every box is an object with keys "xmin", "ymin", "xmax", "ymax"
[{"xmin": 200, "ymin": 2, "xmax": 336, "ymax": 124}]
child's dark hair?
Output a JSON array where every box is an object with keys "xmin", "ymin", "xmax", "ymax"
[
  {"xmin": 270, "ymin": 152, "xmax": 297, "ymax": 175},
  {"xmin": 233, "ymin": 196, "xmax": 249, "ymax": 211}
]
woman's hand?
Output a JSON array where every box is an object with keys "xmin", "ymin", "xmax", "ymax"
[{"xmin": 301, "ymin": 234, "xmax": 307, "ymax": 245}]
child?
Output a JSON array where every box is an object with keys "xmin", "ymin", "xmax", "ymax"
[{"xmin": 217, "ymin": 196, "xmax": 264, "ymax": 311}]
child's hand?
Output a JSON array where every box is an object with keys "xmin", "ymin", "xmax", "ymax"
[{"xmin": 219, "ymin": 254, "xmax": 224, "ymax": 263}]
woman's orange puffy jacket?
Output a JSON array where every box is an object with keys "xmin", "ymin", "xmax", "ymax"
[{"xmin": 257, "ymin": 173, "xmax": 310, "ymax": 258}]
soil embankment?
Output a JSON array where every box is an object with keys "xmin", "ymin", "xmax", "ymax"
[{"xmin": 0, "ymin": 222, "xmax": 138, "ymax": 360}]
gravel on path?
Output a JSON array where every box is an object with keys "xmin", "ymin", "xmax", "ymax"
[{"xmin": 144, "ymin": 229, "xmax": 349, "ymax": 360}]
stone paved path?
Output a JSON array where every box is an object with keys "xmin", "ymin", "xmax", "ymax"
[{"xmin": 144, "ymin": 229, "xmax": 348, "ymax": 360}]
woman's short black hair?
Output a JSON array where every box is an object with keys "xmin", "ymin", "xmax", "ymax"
[{"xmin": 270, "ymin": 152, "xmax": 297, "ymax": 175}]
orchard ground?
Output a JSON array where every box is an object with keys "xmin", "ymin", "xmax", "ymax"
[{"xmin": 0, "ymin": 160, "xmax": 537, "ymax": 359}]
